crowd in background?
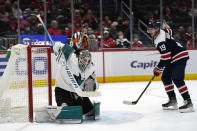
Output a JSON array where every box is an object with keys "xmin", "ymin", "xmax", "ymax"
[{"xmin": 0, "ymin": 0, "xmax": 197, "ymax": 50}]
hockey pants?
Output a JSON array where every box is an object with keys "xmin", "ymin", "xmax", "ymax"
[
  {"xmin": 55, "ymin": 87, "xmax": 93, "ymax": 114},
  {"xmin": 161, "ymin": 60, "xmax": 191, "ymax": 100}
]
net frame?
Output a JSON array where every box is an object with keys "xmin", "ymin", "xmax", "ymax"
[
  {"xmin": 0, "ymin": 45, "xmax": 52, "ymax": 122},
  {"xmin": 27, "ymin": 45, "xmax": 52, "ymax": 122}
]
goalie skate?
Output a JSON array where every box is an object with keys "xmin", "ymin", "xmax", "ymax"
[{"xmin": 162, "ymin": 98, "xmax": 178, "ymax": 110}]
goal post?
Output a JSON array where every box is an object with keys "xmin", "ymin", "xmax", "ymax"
[
  {"xmin": 27, "ymin": 45, "xmax": 52, "ymax": 122},
  {"xmin": 0, "ymin": 44, "xmax": 52, "ymax": 122}
]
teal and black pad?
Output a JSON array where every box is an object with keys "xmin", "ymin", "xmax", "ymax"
[
  {"xmin": 84, "ymin": 101, "xmax": 101, "ymax": 120},
  {"xmin": 61, "ymin": 44, "xmax": 74, "ymax": 62},
  {"xmin": 56, "ymin": 106, "xmax": 83, "ymax": 123},
  {"xmin": 93, "ymin": 102, "xmax": 101, "ymax": 120}
]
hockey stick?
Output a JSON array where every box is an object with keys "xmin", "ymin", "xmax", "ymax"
[
  {"xmin": 123, "ymin": 75, "xmax": 155, "ymax": 105},
  {"xmin": 34, "ymin": 14, "xmax": 55, "ymax": 46},
  {"xmin": 35, "ymin": 14, "xmax": 100, "ymax": 97}
]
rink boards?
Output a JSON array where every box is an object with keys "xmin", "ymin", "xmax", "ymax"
[
  {"xmin": 89, "ymin": 49, "xmax": 197, "ymax": 83},
  {"xmin": 1, "ymin": 49, "xmax": 197, "ymax": 84}
]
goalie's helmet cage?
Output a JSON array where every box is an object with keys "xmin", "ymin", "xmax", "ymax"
[{"xmin": 78, "ymin": 50, "xmax": 91, "ymax": 72}]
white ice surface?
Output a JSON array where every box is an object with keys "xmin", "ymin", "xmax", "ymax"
[{"xmin": 0, "ymin": 80, "xmax": 197, "ymax": 131}]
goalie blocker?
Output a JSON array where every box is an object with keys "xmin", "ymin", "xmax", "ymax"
[{"xmin": 35, "ymin": 102, "xmax": 100, "ymax": 123}]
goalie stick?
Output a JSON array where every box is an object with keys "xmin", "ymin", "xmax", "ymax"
[
  {"xmin": 123, "ymin": 75, "xmax": 155, "ymax": 105},
  {"xmin": 35, "ymin": 14, "xmax": 101, "ymax": 97}
]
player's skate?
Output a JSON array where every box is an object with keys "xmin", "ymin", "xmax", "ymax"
[
  {"xmin": 162, "ymin": 97, "xmax": 178, "ymax": 110},
  {"xmin": 179, "ymin": 99, "xmax": 195, "ymax": 113}
]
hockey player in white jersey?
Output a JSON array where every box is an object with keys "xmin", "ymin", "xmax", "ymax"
[
  {"xmin": 35, "ymin": 42, "xmax": 100, "ymax": 123},
  {"xmin": 54, "ymin": 42, "xmax": 98, "ymax": 111}
]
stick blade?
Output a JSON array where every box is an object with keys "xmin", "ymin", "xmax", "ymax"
[{"xmin": 123, "ymin": 100, "xmax": 137, "ymax": 105}]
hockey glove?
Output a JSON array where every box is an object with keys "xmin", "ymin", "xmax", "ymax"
[
  {"xmin": 83, "ymin": 78, "xmax": 97, "ymax": 91},
  {"xmin": 153, "ymin": 66, "xmax": 163, "ymax": 77}
]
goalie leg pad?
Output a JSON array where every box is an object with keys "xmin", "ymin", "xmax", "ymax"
[
  {"xmin": 56, "ymin": 106, "xmax": 83, "ymax": 124},
  {"xmin": 83, "ymin": 101, "xmax": 101, "ymax": 120},
  {"xmin": 35, "ymin": 106, "xmax": 59, "ymax": 123},
  {"xmin": 35, "ymin": 106, "xmax": 83, "ymax": 124},
  {"xmin": 35, "ymin": 108, "xmax": 53, "ymax": 123},
  {"xmin": 93, "ymin": 102, "xmax": 101, "ymax": 120}
]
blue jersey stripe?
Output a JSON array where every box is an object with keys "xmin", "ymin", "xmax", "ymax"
[
  {"xmin": 0, "ymin": 72, "xmax": 3, "ymax": 76},
  {"xmin": 0, "ymin": 65, "xmax": 7, "ymax": 69},
  {"xmin": 0, "ymin": 58, "xmax": 8, "ymax": 62}
]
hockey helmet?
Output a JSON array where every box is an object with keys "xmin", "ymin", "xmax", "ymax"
[
  {"xmin": 147, "ymin": 21, "xmax": 160, "ymax": 34},
  {"xmin": 78, "ymin": 50, "xmax": 91, "ymax": 72},
  {"xmin": 147, "ymin": 21, "xmax": 160, "ymax": 29}
]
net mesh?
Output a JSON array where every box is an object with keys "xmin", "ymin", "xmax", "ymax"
[{"xmin": 0, "ymin": 44, "xmax": 51, "ymax": 122}]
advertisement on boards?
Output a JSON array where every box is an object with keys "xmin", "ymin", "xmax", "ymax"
[{"xmin": 21, "ymin": 35, "xmax": 67, "ymax": 46}]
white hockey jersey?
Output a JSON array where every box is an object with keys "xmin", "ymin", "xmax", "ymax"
[{"xmin": 54, "ymin": 43, "xmax": 96, "ymax": 93}]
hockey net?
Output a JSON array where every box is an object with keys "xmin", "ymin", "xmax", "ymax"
[{"xmin": 0, "ymin": 44, "xmax": 52, "ymax": 122}]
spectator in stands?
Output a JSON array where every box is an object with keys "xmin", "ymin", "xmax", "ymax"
[
  {"xmin": 12, "ymin": 1, "xmax": 22, "ymax": 20},
  {"xmin": 116, "ymin": 31, "xmax": 130, "ymax": 48},
  {"xmin": 3, "ymin": 0, "xmax": 11, "ymax": 16},
  {"xmin": 174, "ymin": 26, "xmax": 187, "ymax": 47},
  {"xmin": 19, "ymin": 9, "xmax": 29, "ymax": 31},
  {"xmin": 7, "ymin": 21, "xmax": 17, "ymax": 34},
  {"xmin": 74, "ymin": 9, "xmax": 82, "ymax": 26},
  {"xmin": 29, "ymin": 1, "xmax": 42, "ymax": 11},
  {"xmin": 109, "ymin": 23, "xmax": 118, "ymax": 39},
  {"xmin": 22, "ymin": 8, "xmax": 31, "ymax": 19},
  {"xmin": 122, "ymin": 20, "xmax": 130, "ymax": 40},
  {"xmin": 65, "ymin": 22, "xmax": 78, "ymax": 38},
  {"xmin": 149, "ymin": 8, "xmax": 160, "ymax": 22},
  {"xmin": 87, "ymin": 27, "xmax": 94, "ymax": 36},
  {"xmin": 94, "ymin": 31, "xmax": 100, "ymax": 39},
  {"xmin": 88, "ymin": 33, "xmax": 98, "ymax": 50},
  {"xmin": 4, "ymin": 1, "xmax": 18, "ymax": 31},
  {"xmin": 176, "ymin": 0, "xmax": 187, "ymax": 12},
  {"xmin": 35, "ymin": 23, "xmax": 44, "ymax": 34},
  {"xmin": 132, "ymin": 34, "xmax": 144, "ymax": 48},
  {"xmin": 163, "ymin": 7, "xmax": 173, "ymax": 26},
  {"xmin": 21, "ymin": 23, "xmax": 34, "ymax": 34},
  {"xmin": 82, "ymin": 9, "xmax": 98, "ymax": 30},
  {"xmin": 0, "ymin": 14, "xmax": 10, "ymax": 35},
  {"xmin": 48, "ymin": 20, "xmax": 62, "ymax": 35},
  {"xmin": 0, "ymin": 3, "xmax": 10, "ymax": 22},
  {"xmin": 27, "ymin": 15, "xmax": 39, "ymax": 34},
  {"xmin": 103, "ymin": 16, "xmax": 111, "ymax": 28},
  {"xmin": 185, "ymin": 26, "xmax": 192, "ymax": 48},
  {"xmin": 102, "ymin": 30, "xmax": 117, "ymax": 48},
  {"xmin": 116, "ymin": 16, "xmax": 124, "ymax": 32}
]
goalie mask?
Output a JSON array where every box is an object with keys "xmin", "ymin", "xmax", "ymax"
[{"xmin": 78, "ymin": 50, "xmax": 91, "ymax": 72}]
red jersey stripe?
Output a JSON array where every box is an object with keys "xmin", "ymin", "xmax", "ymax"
[
  {"xmin": 161, "ymin": 53, "xmax": 171, "ymax": 59},
  {"xmin": 171, "ymin": 52, "xmax": 189, "ymax": 63},
  {"xmin": 167, "ymin": 28, "xmax": 172, "ymax": 36}
]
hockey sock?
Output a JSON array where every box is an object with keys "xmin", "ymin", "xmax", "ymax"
[
  {"xmin": 177, "ymin": 85, "xmax": 191, "ymax": 100},
  {"xmin": 164, "ymin": 84, "xmax": 176, "ymax": 98}
]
